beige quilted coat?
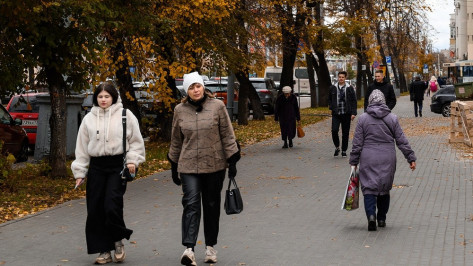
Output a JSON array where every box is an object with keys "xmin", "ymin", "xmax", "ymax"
[{"xmin": 168, "ymin": 97, "xmax": 239, "ymax": 174}]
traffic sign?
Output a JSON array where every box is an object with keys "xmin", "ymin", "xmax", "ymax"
[
  {"xmin": 373, "ymin": 61, "xmax": 379, "ymax": 68},
  {"xmin": 386, "ymin": 56, "xmax": 391, "ymax": 65},
  {"xmin": 423, "ymin": 64, "xmax": 428, "ymax": 69}
]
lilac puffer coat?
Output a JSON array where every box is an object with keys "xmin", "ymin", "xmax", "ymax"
[{"xmin": 349, "ymin": 103, "xmax": 416, "ymax": 195}]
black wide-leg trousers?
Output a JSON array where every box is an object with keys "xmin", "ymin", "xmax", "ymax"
[
  {"xmin": 86, "ymin": 154, "xmax": 132, "ymax": 254},
  {"xmin": 180, "ymin": 170, "xmax": 226, "ymax": 247}
]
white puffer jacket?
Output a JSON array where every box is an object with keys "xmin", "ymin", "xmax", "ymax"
[{"xmin": 71, "ymin": 100, "xmax": 146, "ymax": 179}]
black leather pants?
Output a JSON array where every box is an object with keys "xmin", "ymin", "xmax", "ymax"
[{"xmin": 180, "ymin": 170, "xmax": 226, "ymax": 247}]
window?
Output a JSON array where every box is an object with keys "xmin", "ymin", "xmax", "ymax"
[
  {"xmin": 294, "ymin": 68, "xmax": 309, "ymax": 79},
  {"xmin": 463, "ymin": 66, "xmax": 473, "ymax": 77},
  {"xmin": 0, "ymin": 106, "xmax": 11, "ymax": 123},
  {"xmin": 8, "ymin": 96, "xmax": 39, "ymax": 113},
  {"xmin": 266, "ymin": 73, "xmax": 281, "ymax": 82}
]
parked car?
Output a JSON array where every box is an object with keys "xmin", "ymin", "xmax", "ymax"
[
  {"xmin": 204, "ymin": 81, "xmax": 239, "ymax": 105},
  {"xmin": 430, "ymin": 85, "xmax": 456, "ymax": 117},
  {"xmin": 0, "ymin": 104, "xmax": 29, "ymax": 162},
  {"xmin": 6, "ymin": 92, "xmax": 48, "ymax": 149},
  {"xmin": 249, "ymin": 78, "xmax": 278, "ymax": 114}
]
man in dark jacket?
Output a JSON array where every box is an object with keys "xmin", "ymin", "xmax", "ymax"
[
  {"xmin": 328, "ymin": 71, "xmax": 357, "ymax": 157},
  {"xmin": 364, "ymin": 70, "xmax": 396, "ymax": 111},
  {"xmin": 409, "ymin": 75, "xmax": 428, "ymax": 117}
]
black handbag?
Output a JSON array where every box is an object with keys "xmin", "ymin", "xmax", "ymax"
[
  {"xmin": 224, "ymin": 176, "xmax": 243, "ymax": 215},
  {"xmin": 120, "ymin": 109, "xmax": 138, "ymax": 182}
]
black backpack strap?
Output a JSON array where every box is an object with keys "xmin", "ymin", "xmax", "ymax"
[{"xmin": 122, "ymin": 108, "xmax": 127, "ymax": 164}]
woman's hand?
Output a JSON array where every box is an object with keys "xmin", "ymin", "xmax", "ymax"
[
  {"xmin": 75, "ymin": 178, "xmax": 85, "ymax": 189},
  {"xmin": 127, "ymin": 163, "xmax": 136, "ymax": 177},
  {"xmin": 409, "ymin": 161, "xmax": 416, "ymax": 171}
]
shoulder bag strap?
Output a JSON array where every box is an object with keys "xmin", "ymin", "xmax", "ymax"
[
  {"xmin": 122, "ymin": 108, "xmax": 127, "ymax": 165},
  {"xmin": 227, "ymin": 176, "xmax": 239, "ymax": 190},
  {"xmin": 380, "ymin": 117, "xmax": 395, "ymax": 139}
]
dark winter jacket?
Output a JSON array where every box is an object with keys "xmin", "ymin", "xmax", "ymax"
[
  {"xmin": 409, "ymin": 80, "xmax": 427, "ymax": 101},
  {"xmin": 328, "ymin": 83, "xmax": 357, "ymax": 116},
  {"xmin": 364, "ymin": 81, "xmax": 397, "ymax": 110},
  {"xmin": 274, "ymin": 94, "xmax": 300, "ymax": 139},
  {"xmin": 349, "ymin": 103, "xmax": 416, "ymax": 195}
]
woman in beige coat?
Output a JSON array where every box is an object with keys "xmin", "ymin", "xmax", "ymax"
[{"xmin": 168, "ymin": 72, "xmax": 240, "ymax": 266}]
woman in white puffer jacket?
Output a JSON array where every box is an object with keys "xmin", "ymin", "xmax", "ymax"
[{"xmin": 71, "ymin": 81, "xmax": 145, "ymax": 264}]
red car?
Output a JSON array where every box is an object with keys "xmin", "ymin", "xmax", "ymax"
[
  {"xmin": 204, "ymin": 81, "xmax": 239, "ymax": 105},
  {"xmin": 0, "ymin": 104, "xmax": 29, "ymax": 162},
  {"xmin": 6, "ymin": 93, "xmax": 47, "ymax": 150}
]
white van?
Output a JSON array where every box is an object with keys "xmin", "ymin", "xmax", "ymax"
[
  {"xmin": 264, "ymin": 66, "xmax": 317, "ymax": 95},
  {"xmin": 264, "ymin": 66, "xmax": 282, "ymax": 89},
  {"xmin": 294, "ymin": 67, "xmax": 312, "ymax": 95}
]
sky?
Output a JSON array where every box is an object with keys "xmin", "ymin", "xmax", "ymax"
[{"xmin": 426, "ymin": 0, "xmax": 455, "ymax": 50}]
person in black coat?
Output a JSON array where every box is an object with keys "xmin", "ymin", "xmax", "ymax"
[
  {"xmin": 274, "ymin": 86, "xmax": 300, "ymax": 148},
  {"xmin": 409, "ymin": 75, "xmax": 428, "ymax": 117},
  {"xmin": 364, "ymin": 70, "xmax": 397, "ymax": 111},
  {"xmin": 328, "ymin": 71, "xmax": 357, "ymax": 157}
]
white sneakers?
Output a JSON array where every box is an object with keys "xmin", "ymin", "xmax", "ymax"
[
  {"xmin": 94, "ymin": 241, "xmax": 125, "ymax": 264},
  {"xmin": 204, "ymin": 246, "xmax": 217, "ymax": 263},
  {"xmin": 180, "ymin": 246, "xmax": 217, "ymax": 265},
  {"xmin": 95, "ymin": 252, "xmax": 112, "ymax": 264},
  {"xmin": 181, "ymin": 248, "xmax": 197, "ymax": 266},
  {"xmin": 114, "ymin": 240, "xmax": 126, "ymax": 262}
]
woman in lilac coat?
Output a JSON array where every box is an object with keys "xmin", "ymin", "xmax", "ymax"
[{"xmin": 349, "ymin": 89, "xmax": 416, "ymax": 231}]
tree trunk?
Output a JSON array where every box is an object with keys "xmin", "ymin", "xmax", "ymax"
[
  {"xmin": 158, "ymin": 73, "xmax": 177, "ymax": 142},
  {"xmin": 235, "ymin": 70, "xmax": 265, "ymax": 121},
  {"xmin": 112, "ymin": 41, "xmax": 142, "ymax": 127},
  {"xmin": 235, "ymin": 70, "xmax": 249, "ymax": 125},
  {"xmin": 398, "ymin": 69, "xmax": 407, "ymax": 93},
  {"xmin": 276, "ymin": 4, "xmax": 301, "ymax": 92},
  {"xmin": 45, "ymin": 66, "xmax": 68, "ymax": 178},
  {"xmin": 374, "ymin": 23, "xmax": 390, "ymax": 83},
  {"xmin": 311, "ymin": 52, "xmax": 331, "ymax": 107},
  {"xmin": 306, "ymin": 52, "xmax": 318, "ymax": 108},
  {"xmin": 355, "ymin": 35, "xmax": 363, "ymax": 100}
]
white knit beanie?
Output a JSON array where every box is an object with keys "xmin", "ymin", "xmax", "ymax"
[
  {"xmin": 183, "ymin": 72, "xmax": 204, "ymax": 91},
  {"xmin": 282, "ymin": 86, "xmax": 292, "ymax": 93}
]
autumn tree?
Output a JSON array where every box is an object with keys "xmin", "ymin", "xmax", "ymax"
[{"xmin": 0, "ymin": 0, "xmax": 105, "ymax": 178}]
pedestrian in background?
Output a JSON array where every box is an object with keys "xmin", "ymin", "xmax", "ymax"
[
  {"xmin": 274, "ymin": 86, "xmax": 300, "ymax": 148},
  {"xmin": 427, "ymin": 75, "xmax": 440, "ymax": 96},
  {"xmin": 364, "ymin": 70, "xmax": 396, "ymax": 111},
  {"xmin": 168, "ymin": 72, "xmax": 241, "ymax": 266},
  {"xmin": 350, "ymin": 89, "xmax": 416, "ymax": 231},
  {"xmin": 328, "ymin": 71, "xmax": 357, "ymax": 157},
  {"xmin": 72, "ymin": 81, "xmax": 146, "ymax": 264},
  {"xmin": 409, "ymin": 75, "xmax": 428, "ymax": 117}
]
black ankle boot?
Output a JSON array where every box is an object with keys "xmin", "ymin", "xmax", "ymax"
[
  {"xmin": 368, "ymin": 215, "xmax": 377, "ymax": 231},
  {"xmin": 288, "ymin": 139, "xmax": 293, "ymax": 147},
  {"xmin": 282, "ymin": 140, "xmax": 288, "ymax": 148}
]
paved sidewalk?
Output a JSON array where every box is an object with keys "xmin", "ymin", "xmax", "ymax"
[{"xmin": 1, "ymin": 95, "xmax": 473, "ymax": 265}]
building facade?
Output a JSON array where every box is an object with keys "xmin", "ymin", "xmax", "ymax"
[{"xmin": 451, "ymin": 0, "xmax": 473, "ymax": 60}]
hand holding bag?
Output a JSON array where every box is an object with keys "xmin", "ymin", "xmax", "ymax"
[
  {"xmin": 296, "ymin": 122, "xmax": 305, "ymax": 138},
  {"xmin": 224, "ymin": 176, "xmax": 243, "ymax": 215},
  {"xmin": 341, "ymin": 165, "xmax": 359, "ymax": 211},
  {"xmin": 121, "ymin": 109, "xmax": 138, "ymax": 183}
]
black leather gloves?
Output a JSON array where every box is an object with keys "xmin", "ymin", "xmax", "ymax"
[
  {"xmin": 227, "ymin": 142, "xmax": 241, "ymax": 178},
  {"xmin": 228, "ymin": 162, "xmax": 237, "ymax": 178},
  {"xmin": 167, "ymin": 154, "xmax": 181, "ymax": 186}
]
